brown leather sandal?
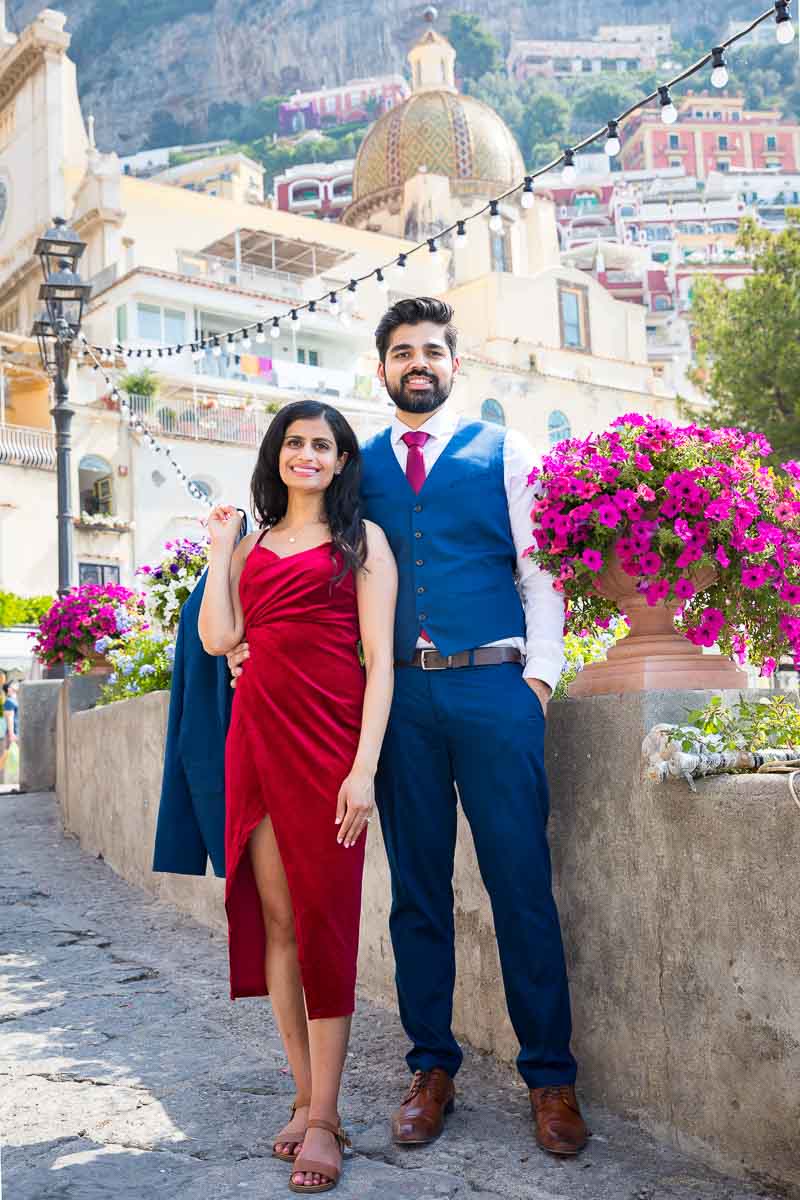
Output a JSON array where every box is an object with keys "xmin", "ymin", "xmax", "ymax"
[
  {"xmin": 272, "ymin": 1100, "xmax": 310, "ymax": 1162},
  {"xmin": 288, "ymin": 1117, "xmax": 350, "ymax": 1194}
]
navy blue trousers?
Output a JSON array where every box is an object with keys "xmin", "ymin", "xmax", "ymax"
[{"xmin": 375, "ymin": 662, "xmax": 577, "ymax": 1089}]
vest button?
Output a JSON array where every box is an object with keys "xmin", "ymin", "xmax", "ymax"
[
  {"xmin": 414, "ymin": 504, "xmax": 423, "ymax": 512},
  {"xmin": 417, "ymin": 586, "xmax": 425, "ymax": 594},
  {"xmin": 419, "ymin": 613, "xmax": 427, "ymax": 622},
  {"xmin": 416, "ymin": 559, "xmax": 424, "ymax": 567},
  {"xmin": 414, "ymin": 531, "xmax": 423, "ymax": 539}
]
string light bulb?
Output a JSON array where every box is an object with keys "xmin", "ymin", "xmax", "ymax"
[
  {"xmin": 710, "ymin": 47, "xmax": 729, "ymax": 88},
  {"xmin": 776, "ymin": 0, "xmax": 795, "ymax": 42},
  {"xmin": 393, "ymin": 253, "xmax": 407, "ymax": 276},
  {"xmin": 308, "ymin": 301, "xmax": 317, "ymax": 319},
  {"xmin": 345, "ymin": 280, "xmax": 358, "ymax": 309},
  {"xmin": 290, "ymin": 309, "xmax": 301, "ymax": 329},
  {"xmin": 270, "ymin": 316, "xmax": 281, "ymax": 339},
  {"xmin": 240, "ymin": 331, "xmax": 251, "ymax": 350},
  {"xmin": 375, "ymin": 268, "xmax": 388, "ymax": 290},
  {"xmin": 255, "ymin": 322, "xmax": 266, "ymax": 344},
  {"xmin": 488, "ymin": 200, "xmax": 502, "ymax": 233},
  {"xmin": 212, "ymin": 337, "xmax": 222, "ymax": 358},
  {"xmin": 659, "ymin": 85, "xmax": 678, "ymax": 125},
  {"xmin": 520, "ymin": 178, "xmax": 534, "ymax": 209},
  {"xmin": 328, "ymin": 290, "xmax": 339, "ymax": 312},
  {"xmin": 427, "ymin": 237, "xmax": 438, "ymax": 253},
  {"xmin": 605, "ymin": 120, "xmax": 621, "ymax": 157},
  {"xmin": 562, "ymin": 148, "xmax": 577, "ymax": 185},
  {"xmin": 455, "ymin": 220, "xmax": 468, "ymax": 244},
  {"xmin": 192, "ymin": 344, "xmax": 204, "ymax": 362}
]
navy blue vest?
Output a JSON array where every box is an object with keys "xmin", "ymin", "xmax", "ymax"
[{"xmin": 360, "ymin": 419, "xmax": 526, "ymax": 660}]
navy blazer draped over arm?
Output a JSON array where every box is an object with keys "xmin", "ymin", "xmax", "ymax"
[{"xmin": 152, "ymin": 570, "xmax": 231, "ymax": 877}]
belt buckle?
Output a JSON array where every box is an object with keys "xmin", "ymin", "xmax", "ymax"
[{"xmin": 420, "ymin": 648, "xmax": 446, "ymax": 670}]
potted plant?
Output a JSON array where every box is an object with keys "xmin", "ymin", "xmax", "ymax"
[
  {"xmin": 118, "ymin": 368, "xmax": 159, "ymax": 415},
  {"xmin": 30, "ymin": 584, "xmax": 146, "ymax": 674},
  {"xmin": 527, "ymin": 414, "xmax": 800, "ymax": 696},
  {"xmin": 137, "ymin": 537, "xmax": 208, "ymax": 634}
]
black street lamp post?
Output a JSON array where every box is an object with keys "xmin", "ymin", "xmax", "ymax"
[{"xmin": 32, "ymin": 219, "xmax": 90, "ymax": 601}]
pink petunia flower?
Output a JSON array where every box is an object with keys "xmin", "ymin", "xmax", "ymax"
[
  {"xmin": 673, "ymin": 578, "xmax": 696, "ymax": 601},
  {"xmin": 741, "ymin": 565, "xmax": 768, "ymax": 590},
  {"xmin": 582, "ymin": 549, "xmax": 604, "ymax": 572},
  {"xmin": 639, "ymin": 552, "xmax": 663, "ymax": 575}
]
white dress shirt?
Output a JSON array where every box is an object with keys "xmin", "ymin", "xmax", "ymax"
[{"xmin": 389, "ymin": 405, "xmax": 565, "ymax": 691}]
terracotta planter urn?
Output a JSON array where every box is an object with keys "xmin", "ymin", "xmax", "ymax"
[
  {"xmin": 568, "ymin": 554, "xmax": 747, "ymax": 698},
  {"xmin": 77, "ymin": 647, "xmax": 114, "ymax": 676}
]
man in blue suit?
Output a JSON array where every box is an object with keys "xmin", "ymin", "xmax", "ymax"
[
  {"xmin": 228, "ymin": 299, "xmax": 586, "ymax": 1156},
  {"xmin": 360, "ymin": 297, "xmax": 586, "ymax": 1157}
]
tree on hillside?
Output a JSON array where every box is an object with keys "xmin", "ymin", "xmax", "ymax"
[
  {"xmin": 448, "ymin": 13, "xmax": 501, "ymax": 83},
  {"xmin": 571, "ymin": 78, "xmax": 641, "ymax": 127},
  {"xmin": 689, "ymin": 215, "xmax": 800, "ymax": 462},
  {"xmin": 520, "ymin": 91, "xmax": 571, "ymax": 162}
]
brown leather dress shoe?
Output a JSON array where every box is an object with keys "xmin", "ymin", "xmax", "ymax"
[
  {"xmin": 391, "ymin": 1068, "xmax": 455, "ymax": 1145},
  {"xmin": 529, "ymin": 1085, "xmax": 588, "ymax": 1156}
]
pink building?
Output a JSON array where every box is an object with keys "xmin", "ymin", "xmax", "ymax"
[
  {"xmin": 274, "ymin": 159, "xmax": 355, "ymax": 220},
  {"xmin": 621, "ymin": 95, "xmax": 800, "ymax": 179},
  {"xmin": 279, "ymin": 76, "xmax": 408, "ymax": 134}
]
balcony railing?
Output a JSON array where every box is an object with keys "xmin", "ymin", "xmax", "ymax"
[
  {"xmin": 176, "ymin": 251, "xmax": 308, "ymax": 299},
  {"xmin": 192, "ymin": 352, "xmax": 361, "ymax": 398},
  {"xmin": 0, "ymin": 424, "xmax": 56, "ymax": 470},
  {"xmin": 127, "ymin": 393, "xmax": 272, "ymax": 448}
]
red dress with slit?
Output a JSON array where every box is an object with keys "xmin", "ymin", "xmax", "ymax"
[{"xmin": 224, "ymin": 537, "xmax": 366, "ymax": 1018}]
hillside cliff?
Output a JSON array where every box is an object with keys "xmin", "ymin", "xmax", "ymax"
[{"xmin": 8, "ymin": 0, "xmax": 759, "ymax": 153}]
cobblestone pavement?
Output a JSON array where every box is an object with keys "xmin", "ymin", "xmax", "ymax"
[{"xmin": 0, "ymin": 793, "xmax": 783, "ymax": 1200}]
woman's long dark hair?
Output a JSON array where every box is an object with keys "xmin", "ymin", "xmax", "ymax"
[{"xmin": 250, "ymin": 400, "xmax": 366, "ymax": 580}]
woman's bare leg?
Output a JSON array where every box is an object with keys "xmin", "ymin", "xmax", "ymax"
[
  {"xmin": 291, "ymin": 1015, "xmax": 352, "ymax": 1189},
  {"xmin": 250, "ymin": 816, "xmax": 311, "ymax": 1154}
]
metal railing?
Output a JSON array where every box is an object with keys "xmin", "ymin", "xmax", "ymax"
[
  {"xmin": 176, "ymin": 251, "xmax": 308, "ymax": 299},
  {"xmin": 127, "ymin": 393, "xmax": 273, "ymax": 448},
  {"xmin": 0, "ymin": 424, "xmax": 56, "ymax": 470}
]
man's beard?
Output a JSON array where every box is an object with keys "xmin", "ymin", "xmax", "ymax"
[{"xmin": 386, "ymin": 371, "xmax": 453, "ymax": 414}]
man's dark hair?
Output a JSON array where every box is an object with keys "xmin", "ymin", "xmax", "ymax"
[{"xmin": 375, "ymin": 297, "xmax": 457, "ymax": 363}]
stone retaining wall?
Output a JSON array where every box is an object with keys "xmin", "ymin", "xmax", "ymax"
[{"xmin": 53, "ymin": 682, "xmax": 800, "ymax": 1195}]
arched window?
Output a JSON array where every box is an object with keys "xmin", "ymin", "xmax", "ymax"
[
  {"xmin": 548, "ymin": 410, "xmax": 571, "ymax": 447},
  {"xmin": 78, "ymin": 454, "xmax": 114, "ymax": 516},
  {"xmin": 481, "ymin": 398, "xmax": 505, "ymax": 426},
  {"xmin": 188, "ymin": 476, "xmax": 216, "ymax": 503}
]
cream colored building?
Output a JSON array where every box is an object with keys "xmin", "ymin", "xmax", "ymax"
[{"xmin": 0, "ymin": 6, "xmax": 674, "ymax": 601}]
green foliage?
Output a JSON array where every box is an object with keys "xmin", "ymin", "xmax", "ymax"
[
  {"xmin": 207, "ymin": 97, "xmax": 282, "ymax": 144},
  {"xmin": 689, "ymin": 215, "xmax": 800, "ymax": 463},
  {"xmin": 146, "ymin": 110, "xmax": 197, "ymax": 150},
  {"xmin": 466, "ymin": 75, "xmax": 573, "ymax": 165},
  {"xmin": 448, "ymin": 12, "xmax": 501, "ymax": 84},
  {"xmin": 98, "ymin": 631, "xmax": 175, "ymax": 706},
  {"xmin": 554, "ymin": 618, "xmax": 629, "ymax": 700},
  {"xmin": 673, "ymin": 694, "xmax": 800, "ymax": 754},
  {"xmin": 0, "ymin": 592, "xmax": 54, "ymax": 627},
  {"xmin": 246, "ymin": 125, "xmax": 368, "ymax": 190},
  {"xmin": 119, "ymin": 369, "xmax": 159, "ymax": 400},
  {"xmin": 571, "ymin": 79, "xmax": 641, "ymax": 127}
]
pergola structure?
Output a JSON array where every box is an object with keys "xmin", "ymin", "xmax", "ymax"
[{"xmin": 200, "ymin": 229, "xmax": 349, "ymax": 280}]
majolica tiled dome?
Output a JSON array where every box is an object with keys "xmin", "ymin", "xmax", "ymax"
[{"xmin": 351, "ymin": 90, "xmax": 525, "ymax": 205}]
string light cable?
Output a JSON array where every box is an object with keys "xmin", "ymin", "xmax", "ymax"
[
  {"xmin": 83, "ymin": 0, "xmax": 792, "ymax": 363},
  {"xmin": 77, "ymin": 333, "xmax": 214, "ymax": 510}
]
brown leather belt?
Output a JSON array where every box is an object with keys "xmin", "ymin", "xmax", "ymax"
[{"xmin": 396, "ymin": 647, "xmax": 523, "ymax": 671}]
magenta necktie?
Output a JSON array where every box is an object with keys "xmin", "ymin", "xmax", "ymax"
[
  {"xmin": 402, "ymin": 430, "xmax": 430, "ymax": 494},
  {"xmin": 402, "ymin": 431, "xmax": 432, "ymax": 643}
]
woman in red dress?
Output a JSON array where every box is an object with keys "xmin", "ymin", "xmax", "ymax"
[{"xmin": 199, "ymin": 400, "xmax": 396, "ymax": 1193}]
